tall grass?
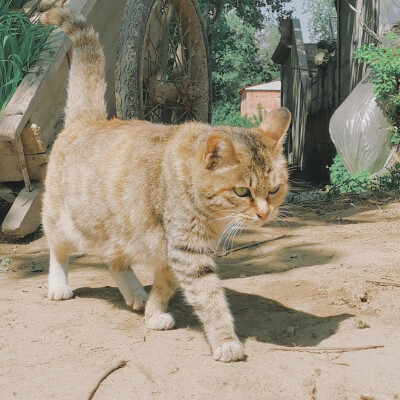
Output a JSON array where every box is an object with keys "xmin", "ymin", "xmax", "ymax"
[
  {"xmin": 0, "ymin": 0, "xmax": 53, "ymax": 111},
  {"xmin": 9, "ymin": 0, "xmax": 28, "ymax": 8}
]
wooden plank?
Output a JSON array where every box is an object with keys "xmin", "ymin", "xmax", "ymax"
[
  {"xmin": 2, "ymin": 182, "xmax": 42, "ymax": 237},
  {"xmin": 0, "ymin": 140, "xmax": 13, "ymax": 154},
  {"xmin": 13, "ymin": 137, "xmax": 32, "ymax": 190},
  {"xmin": 22, "ymin": 125, "xmax": 46, "ymax": 154},
  {"xmin": 26, "ymin": 54, "xmax": 69, "ymax": 146},
  {"xmin": 0, "ymin": 154, "xmax": 48, "ymax": 182},
  {"xmin": 23, "ymin": 0, "xmax": 42, "ymax": 15},
  {"xmin": 0, "ymin": 0, "xmax": 128, "ymax": 190},
  {"xmin": 0, "ymin": 124, "xmax": 47, "ymax": 155},
  {"xmin": 0, "ymin": 0, "xmax": 118, "ymax": 143}
]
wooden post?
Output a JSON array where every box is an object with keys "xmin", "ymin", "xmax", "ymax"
[
  {"xmin": 1, "ymin": 182, "xmax": 42, "ymax": 237},
  {"xmin": 13, "ymin": 137, "xmax": 31, "ymax": 192}
]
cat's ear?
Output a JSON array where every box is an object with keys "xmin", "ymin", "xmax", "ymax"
[
  {"xmin": 258, "ymin": 108, "xmax": 291, "ymax": 145},
  {"xmin": 204, "ymin": 133, "xmax": 239, "ymax": 170}
]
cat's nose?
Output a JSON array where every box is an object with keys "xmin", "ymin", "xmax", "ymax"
[{"xmin": 257, "ymin": 212, "xmax": 269, "ymax": 221}]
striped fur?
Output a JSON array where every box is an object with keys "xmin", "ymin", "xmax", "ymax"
[
  {"xmin": 41, "ymin": 8, "xmax": 107, "ymax": 125},
  {"xmin": 41, "ymin": 8, "xmax": 291, "ymax": 362}
]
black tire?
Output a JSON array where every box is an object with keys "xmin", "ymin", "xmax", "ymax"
[{"xmin": 116, "ymin": 0, "xmax": 211, "ymax": 124}]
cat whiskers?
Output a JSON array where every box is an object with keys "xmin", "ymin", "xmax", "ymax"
[
  {"xmin": 224, "ymin": 220, "xmax": 244, "ymax": 251},
  {"xmin": 211, "ymin": 214, "xmax": 238, "ymax": 224},
  {"xmin": 208, "ymin": 209, "xmax": 236, "ymax": 221},
  {"xmin": 216, "ymin": 220, "xmax": 236, "ymax": 252},
  {"xmin": 230, "ymin": 220, "xmax": 244, "ymax": 250},
  {"xmin": 273, "ymin": 216, "xmax": 290, "ymax": 228},
  {"xmin": 216, "ymin": 219, "xmax": 244, "ymax": 254}
]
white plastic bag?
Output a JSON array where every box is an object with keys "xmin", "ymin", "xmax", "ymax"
[{"xmin": 329, "ymin": 72, "xmax": 394, "ymax": 176}]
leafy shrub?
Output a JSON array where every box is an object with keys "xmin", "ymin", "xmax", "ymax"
[
  {"xmin": 354, "ymin": 32, "xmax": 400, "ymax": 145},
  {"xmin": 212, "ymin": 101, "xmax": 263, "ymax": 128},
  {"xmin": 9, "ymin": 0, "xmax": 28, "ymax": 8},
  {"xmin": 0, "ymin": 0, "xmax": 53, "ymax": 111},
  {"xmin": 370, "ymin": 162, "xmax": 400, "ymax": 191},
  {"xmin": 328, "ymin": 154, "xmax": 370, "ymax": 193},
  {"xmin": 328, "ymin": 154, "xmax": 400, "ymax": 193}
]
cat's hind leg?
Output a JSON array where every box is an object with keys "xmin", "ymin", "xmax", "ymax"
[
  {"xmin": 109, "ymin": 259, "xmax": 149, "ymax": 311},
  {"xmin": 145, "ymin": 264, "xmax": 177, "ymax": 330},
  {"xmin": 48, "ymin": 242, "xmax": 74, "ymax": 300}
]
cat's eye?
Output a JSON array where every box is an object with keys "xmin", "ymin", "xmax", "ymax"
[
  {"xmin": 269, "ymin": 186, "xmax": 280, "ymax": 195},
  {"xmin": 234, "ymin": 187, "xmax": 251, "ymax": 197}
]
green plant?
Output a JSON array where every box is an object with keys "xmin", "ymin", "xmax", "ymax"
[
  {"xmin": 328, "ymin": 154, "xmax": 370, "ymax": 193},
  {"xmin": 0, "ymin": 0, "xmax": 53, "ymax": 111},
  {"xmin": 303, "ymin": 0, "xmax": 337, "ymax": 42},
  {"xmin": 10, "ymin": 0, "xmax": 28, "ymax": 8},
  {"xmin": 354, "ymin": 32, "xmax": 400, "ymax": 145},
  {"xmin": 328, "ymin": 154, "xmax": 400, "ymax": 193},
  {"xmin": 370, "ymin": 162, "xmax": 400, "ymax": 191},
  {"xmin": 212, "ymin": 101, "xmax": 263, "ymax": 127},
  {"xmin": 197, "ymin": 5, "xmax": 280, "ymax": 113},
  {"xmin": 354, "ymin": 319, "xmax": 370, "ymax": 329}
]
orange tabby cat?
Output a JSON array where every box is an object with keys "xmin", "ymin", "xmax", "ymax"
[{"xmin": 41, "ymin": 8, "xmax": 291, "ymax": 362}]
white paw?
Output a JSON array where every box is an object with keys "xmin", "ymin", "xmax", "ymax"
[
  {"xmin": 132, "ymin": 291, "xmax": 149, "ymax": 311},
  {"xmin": 48, "ymin": 285, "xmax": 73, "ymax": 301},
  {"xmin": 213, "ymin": 340, "xmax": 245, "ymax": 362},
  {"xmin": 145, "ymin": 313, "xmax": 175, "ymax": 330}
]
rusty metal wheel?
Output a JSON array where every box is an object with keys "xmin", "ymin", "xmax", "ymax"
[{"xmin": 116, "ymin": 0, "xmax": 211, "ymax": 124}]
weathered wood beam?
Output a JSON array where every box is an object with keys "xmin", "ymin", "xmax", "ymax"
[{"xmin": 1, "ymin": 182, "xmax": 42, "ymax": 237}]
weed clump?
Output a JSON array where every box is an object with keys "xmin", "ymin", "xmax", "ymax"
[{"xmin": 0, "ymin": 0, "xmax": 53, "ymax": 111}]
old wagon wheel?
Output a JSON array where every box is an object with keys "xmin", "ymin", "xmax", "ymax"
[{"xmin": 116, "ymin": 0, "xmax": 211, "ymax": 124}]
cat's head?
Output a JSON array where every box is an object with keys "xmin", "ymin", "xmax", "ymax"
[{"xmin": 192, "ymin": 108, "xmax": 291, "ymax": 230}]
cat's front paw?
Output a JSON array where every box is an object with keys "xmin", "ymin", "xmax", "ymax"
[
  {"xmin": 48, "ymin": 285, "xmax": 73, "ymax": 301},
  {"xmin": 213, "ymin": 340, "xmax": 245, "ymax": 362},
  {"xmin": 145, "ymin": 312, "xmax": 175, "ymax": 330}
]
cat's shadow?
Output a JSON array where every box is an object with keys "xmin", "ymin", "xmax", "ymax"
[
  {"xmin": 74, "ymin": 285, "xmax": 351, "ymax": 347},
  {"xmin": 216, "ymin": 240, "xmax": 336, "ymax": 279}
]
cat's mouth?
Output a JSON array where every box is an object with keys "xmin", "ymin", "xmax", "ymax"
[{"xmin": 241, "ymin": 209, "xmax": 278, "ymax": 225}]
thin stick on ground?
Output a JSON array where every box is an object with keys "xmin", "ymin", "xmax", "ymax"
[
  {"xmin": 367, "ymin": 280, "xmax": 400, "ymax": 288},
  {"xmin": 88, "ymin": 360, "xmax": 128, "ymax": 400},
  {"xmin": 216, "ymin": 234, "xmax": 289, "ymax": 257},
  {"xmin": 270, "ymin": 345, "xmax": 384, "ymax": 354}
]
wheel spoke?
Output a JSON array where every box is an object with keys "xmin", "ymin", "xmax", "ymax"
[
  {"xmin": 154, "ymin": 8, "xmax": 184, "ymax": 70},
  {"xmin": 124, "ymin": 0, "xmax": 209, "ymax": 124}
]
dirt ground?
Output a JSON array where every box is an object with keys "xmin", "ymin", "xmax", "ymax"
[{"xmin": 1, "ymin": 192, "xmax": 400, "ymax": 400}]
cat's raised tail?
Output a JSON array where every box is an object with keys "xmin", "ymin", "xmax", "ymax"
[{"xmin": 41, "ymin": 8, "xmax": 107, "ymax": 125}]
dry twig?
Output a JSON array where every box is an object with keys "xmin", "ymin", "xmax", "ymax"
[
  {"xmin": 88, "ymin": 360, "xmax": 128, "ymax": 400},
  {"xmin": 270, "ymin": 345, "xmax": 384, "ymax": 354},
  {"xmin": 344, "ymin": 0, "xmax": 382, "ymax": 43},
  {"xmin": 367, "ymin": 280, "xmax": 400, "ymax": 288},
  {"xmin": 216, "ymin": 234, "xmax": 289, "ymax": 257}
]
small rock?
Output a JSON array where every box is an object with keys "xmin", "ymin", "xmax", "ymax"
[
  {"xmin": 361, "ymin": 395, "xmax": 375, "ymax": 400},
  {"xmin": 360, "ymin": 394, "xmax": 394, "ymax": 400},
  {"xmin": 357, "ymin": 292, "xmax": 368, "ymax": 302},
  {"xmin": 290, "ymin": 254, "xmax": 297, "ymax": 259}
]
